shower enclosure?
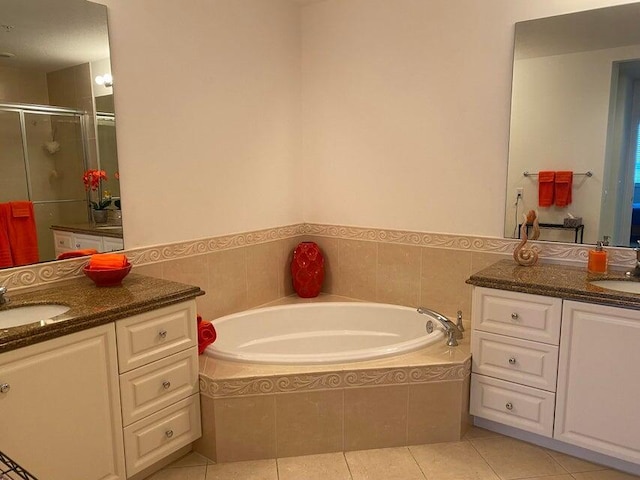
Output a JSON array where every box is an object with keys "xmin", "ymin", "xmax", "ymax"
[{"xmin": 0, "ymin": 103, "xmax": 91, "ymax": 263}]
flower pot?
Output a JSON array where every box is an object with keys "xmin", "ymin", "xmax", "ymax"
[
  {"xmin": 93, "ymin": 209, "xmax": 108, "ymax": 224},
  {"xmin": 290, "ymin": 242, "xmax": 325, "ymax": 298}
]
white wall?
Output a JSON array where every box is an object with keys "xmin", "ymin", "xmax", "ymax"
[
  {"xmin": 94, "ymin": 0, "xmax": 639, "ymax": 248},
  {"xmin": 97, "ymin": 0, "xmax": 302, "ymax": 248},
  {"xmin": 300, "ymin": 0, "xmax": 638, "ymax": 237}
]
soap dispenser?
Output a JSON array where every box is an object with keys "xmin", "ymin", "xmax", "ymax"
[{"xmin": 588, "ymin": 241, "xmax": 608, "ymax": 274}]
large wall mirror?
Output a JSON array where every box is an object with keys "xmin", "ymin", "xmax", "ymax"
[
  {"xmin": 505, "ymin": 2, "xmax": 640, "ymax": 247},
  {"xmin": 0, "ymin": 0, "xmax": 122, "ymax": 270}
]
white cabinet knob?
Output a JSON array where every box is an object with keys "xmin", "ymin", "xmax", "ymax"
[
  {"xmin": 165, "ymin": 429, "xmax": 174, "ymax": 438},
  {"xmin": 158, "ymin": 330, "xmax": 167, "ymax": 339},
  {"xmin": 508, "ymin": 357, "xmax": 517, "ymax": 365},
  {"xmin": 511, "ymin": 313, "xmax": 519, "ymax": 320},
  {"xmin": 505, "ymin": 402, "xmax": 513, "ymax": 411},
  {"xmin": 162, "ymin": 381, "xmax": 171, "ymax": 390},
  {"xmin": 0, "ymin": 383, "xmax": 10, "ymax": 394}
]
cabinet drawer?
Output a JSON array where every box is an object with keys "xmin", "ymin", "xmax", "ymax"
[
  {"xmin": 470, "ymin": 373, "xmax": 555, "ymax": 437},
  {"xmin": 123, "ymin": 394, "xmax": 201, "ymax": 476},
  {"xmin": 472, "ymin": 287, "xmax": 562, "ymax": 344},
  {"xmin": 472, "ymin": 331, "xmax": 558, "ymax": 392},
  {"xmin": 116, "ymin": 301, "xmax": 197, "ymax": 373},
  {"xmin": 120, "ymin": 347, "xmax": 199, "ymax": 426},
  {"xmin": 53, "ymin": 231, "xmax": 73, "ymax": 249}
]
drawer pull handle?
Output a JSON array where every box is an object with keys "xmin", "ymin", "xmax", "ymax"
[
  {"xmin": 0, "ymin": 383, "xmax": 10, "ymax": 394},
  {"xmin": 158, "ymin": 329, "xmax": 168, "ymax": 339},
  {"xmin": 508, "ymin": 357, "xmax": 517, "ymax": 365},
  {"xmin": 162, "ymin": 381, "xmax": 171, "ymax": 390},
  {"xmin": 505, "ymin": 402, "xmax": 513, "ymax": 411},
  {"xmin": 511, "ymin": 313, "xmax": 519, "ymax": 320},
  {"xmin": 165, "ymin": 429, "xmax": 174, "ymax": 439}
]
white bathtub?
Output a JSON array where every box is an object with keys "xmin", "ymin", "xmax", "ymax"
[{"xmin": 205, "ymin": 302, "xmax": 446, "ymax": 364}]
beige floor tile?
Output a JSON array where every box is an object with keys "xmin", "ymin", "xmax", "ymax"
[
  {"xmin": 409, "ymin": 441, "xmax": 500, "ymax": 480},
  {"xmin": 278, "ymin": 452, "xmax": 352, "ymax": 480},
  {"xmin": 516, "ymin": 476, "xmax": 573, "ymax": 480},
  {"xmin": 145, "ymin": 465, "xmax": 207, "ymax": 480},
  {"xmin": 470, "ymin": 436, "xmax": 567, "ymax": 480},
  {"xmin": 346, "ymin": 447, "xmax": 425, "ymax": 480},
  {"xmin": 545, "ymin": 450, "xmax": 605, "ymax": 473},
  {"xmin": 463, "ymin": 425, "xmax": 502, "ymax": 440},
  {"xmin": 572, "ymin": 470, "xmax": 640, "ymax": 479},
  {"xmin": 167, "ymin": 452, "xmax": 212, "ymax": 468},
  {"xmin": 205, "ymin": 459, "xmax": 278, "ymax": 480}
]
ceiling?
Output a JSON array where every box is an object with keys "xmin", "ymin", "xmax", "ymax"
[{"xmin": 0, "ymin": 0, "xmax": 109, "ymax": 72}]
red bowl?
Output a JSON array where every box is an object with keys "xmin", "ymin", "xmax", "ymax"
[{"xmin": 83, "ymin": 264, "xmax": 132, "ymax": 287}]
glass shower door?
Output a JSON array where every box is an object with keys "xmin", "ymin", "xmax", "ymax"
[{"xmin": 0, "ymin": 110, "xmax": 29, "ymax": 202}]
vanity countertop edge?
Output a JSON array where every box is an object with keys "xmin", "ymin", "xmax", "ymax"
[
  {"xmin": 0, "ymin": 273, "xmax": 204, "ymax": 354},
  {"xmin": 467, "ymin": 259, "xmax": 640, "ymax": 310}
]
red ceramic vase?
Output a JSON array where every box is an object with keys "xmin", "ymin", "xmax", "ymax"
[{"xmin": 291, "ymin": 242, "xmax": 325, "ymax": 298}]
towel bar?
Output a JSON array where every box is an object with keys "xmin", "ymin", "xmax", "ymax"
[{"xmin": 523, "ymin": 171, "xmax": 593, "ymax": 177}]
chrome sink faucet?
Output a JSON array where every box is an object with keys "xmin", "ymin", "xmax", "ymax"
[
  {"xmin": 417, "ymin": 307, "xmax": 463, "ymax": 346},
  {"xmin": 0, "ymin": 286, "xmax": 7, "ymax": 305}
]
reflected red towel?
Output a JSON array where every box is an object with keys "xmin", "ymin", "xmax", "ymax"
[
  {"xmin": 0, "ymin": 204, "xmax": 14, "ymax": 268},
  {"xmin": 538, "ymin": 171, "xmax": 555, "ymax": 207},
  {"xmin": 88, "ymin": 253, "xmax": 129, "ymax": 270},
  {"xmin": 197, "ymin": 314, "xmax": 217, "ymax": 354},
  {"xmin": 57, "ymin": 249, "xmax": 99, "ymax": 260},
  {"xmin": 4, "ymin": 201, "xmax": 38, "ymax": 266},
  {"xmin": 555, "ymin": 171, "xmax": 573, "ymax": 207},
  {"xmin": 10, "ymin": 201, "xmax": 32, "ymax": 218}
]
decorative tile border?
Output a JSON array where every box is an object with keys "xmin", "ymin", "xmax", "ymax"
[
  {"xmin": 198, "ymin": 358, "xmax": 471, "ymax": 399},
  {"xmin": 2, "ymin": 222, "xmax": 635, "ymax": 290}
]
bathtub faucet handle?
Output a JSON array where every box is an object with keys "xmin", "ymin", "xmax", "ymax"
[
  {"xmin": 416, "ymin": 307, "xmax": 462, "ymax": 347},
  {"xmin": 456, "ymin": 310, "xmax": 464, "ymax": 334}
]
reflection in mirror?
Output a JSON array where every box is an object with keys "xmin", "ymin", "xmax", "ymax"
[
  {"xmin": 504, "ymin": 2, "xmax": 640, "ymax": 247},
  {"xmin": 0, "ymin": 0, "xmax": 122, "ymax": 269}
]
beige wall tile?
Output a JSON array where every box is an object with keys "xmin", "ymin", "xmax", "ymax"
[
  {"xmin": 334, "ymin": 239, "xmax": 377, "ymax": 301},
  {"xmin": 469, "ymin": 436, "xmax": 568, "ymax": 480},
  {"xmin": 407, "ymin": 381, "xmax": 463, "ymax": 445},
  {"xmin": 214, "ymin": 395, "xmax": 276, "ymax": 462},
  {"xmin": 206, "ymin": 248, "xmax": 248, "ymax": 319},
  {"xmin": 376, "ymin": 243, "xmax": 421, "ymax": 306},
  {"xmin": 460, "ymin": 374, "xmax": 472, "ymax": 437},
  {"xmin": 275, "ymin": 390, "xmax": 343, "ymax": 457},
  {"xmin": 463, "ymin": 426, "xmax": 501, "ymax": 440},
  {"xmin": 205, "ymin": 459, "xmax": 278, "ymax": 480},
  {"xmin": 471, "ymin": 251, "xmax": 511, "ymax": 275},
  {"xmin": 132, "ymin": 262, "xmax": 163, "ymax": 278},
  {"xmin": 344, "ymin": 385, "xmax": 408, "ymax": 451},
  {"xmin": 278, "ymin": 452, "xmax": 351, "ymax": 480},
  {"xmin": 410, "ymin": 441, "xmax": 499, "ymax": 480},
  {"xmin": 346, "ymin": 447, "xmax": 425, "ymax": 480},
  {"xmin": 194, "ymin": 395, "xmax": 217, "ymax": 462},
  {"xmin": 246, "ymin": 241, "xmax": 281, "ymax": 308},
  {"xmin": 161, "ymin": 255, "xmax": 210, "ymax": 316},
  {"xmin": 420, "ymin": 247, "xmax": 473, "ymax": 317}
]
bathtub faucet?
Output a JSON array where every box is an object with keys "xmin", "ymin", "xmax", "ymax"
[
  {"xmin": 0, "ymin": 286, "xmax": 6, "ymax": 305},
  {"xmin": 417, "ymin": 307, "xmax": 463, "ymax": 347}
]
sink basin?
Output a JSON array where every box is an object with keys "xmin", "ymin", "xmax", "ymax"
[
  {"xmin": 0, "ymin": 304, "xmax": 70, "ymax": 329},
  {"xmin": 589, "ymin": 280, "xmax": 640, "ymax": 295}
]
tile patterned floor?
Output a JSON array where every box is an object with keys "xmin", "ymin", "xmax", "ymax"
[{"xmin": 144, "ymin": 427, "xmax": 640, "ymax": 480}]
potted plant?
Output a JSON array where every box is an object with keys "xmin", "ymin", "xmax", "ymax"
[{"xmin": 83, "ymin": 169, "xmax": 111, "ymax": 223}]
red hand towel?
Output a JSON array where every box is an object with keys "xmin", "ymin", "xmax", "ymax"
[
  {"xmin": 555, "ymin": 171, "xmax": 573, "ymax": 207},
  {"xmin": 5, "ymin": 201, "xmax": 38, "ymax": 266},
  {"xmin": 197, "ymin": 315, "xmax": 217, "ymax": 354},
  {"xmin": 538, "ymin": 171, "xmax": 555, "ymax": 207},
  {"xmin": 57, "ymin": 249, "xmax": 99, "ymax": 260},
  {"xmin": 0, "ymin": 204, "xmax": 14, "ymax": 268},
  {"xmin": 10, "ymin": 201, "xmax": 33, "ymax": 218},
  {"xmin": 88, "ymin": 253, "xmax": 129, "ymax": 270}
]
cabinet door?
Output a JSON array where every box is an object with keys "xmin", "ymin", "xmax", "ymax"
[
  {"xmin": 53, "ymin": 230, "xmax": 73, "ymax": 257},
  {"xmin": 0, "ymin": 324, "xmax": 125, "ymax": 480},
  {"xmin": 73, "ymin": 232, "xmax": 104, "ymax": 251},
  {"xmin": 555, "ymin": 301, "xmax": 640, "ymax": 464}
]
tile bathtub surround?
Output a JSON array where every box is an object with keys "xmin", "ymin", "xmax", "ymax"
[{"xmin": 145, "ymin": 430, "xmax": 640, "ymax": 480}]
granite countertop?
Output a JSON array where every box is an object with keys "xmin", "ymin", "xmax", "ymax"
[
  {"xmin": 467, "ymin": 259, "xmax": 640, "ymax": 310},
  {"xmin": 0, "ymin": 274, "xmax": 204, "ymax": 353},
  {"xmin": 51, "ymin": 222, "xmax": 123, "ymax": 238}
]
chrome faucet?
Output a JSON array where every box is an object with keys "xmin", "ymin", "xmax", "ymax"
[
  {"xmin": 417, "ymin": 307, "xmax": 463, "ymax": 346},
  {"xmin": 630, "ymin": 241, "xmax": 640, "ymax": 277},
  {"xmin": 0, "ymin": 286, "xmax": 7, "ymax": 305}
]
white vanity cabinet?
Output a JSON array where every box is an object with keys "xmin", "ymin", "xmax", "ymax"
[
  {"xmin": 0, "ymin": 324, "xmax": 126, "ymax": 480},
  {"xmin": 116, "ymin": 301, "xmax": 201, "ymax": 477},
  {"xmin": 470, "ymin": 287, "xmax": 562, "ymax": 437},
  {"xmin": 53, "ymin": 229, "xmax": 124, "ymax": 257},
  {"xmin": 554, "ymin": 301, "xmax": 640, "ymax": 464}
]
